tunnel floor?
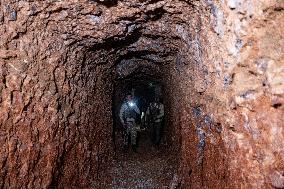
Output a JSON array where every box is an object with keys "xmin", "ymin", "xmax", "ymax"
[{"xmin": 105, "ymin": 131, "xmax": 178, "ymax": 188}]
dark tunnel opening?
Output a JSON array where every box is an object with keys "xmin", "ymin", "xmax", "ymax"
[
  {"xmin": 106, "ymin": 73, "xmax": 180, "ymax": 188},
  {"xmin": 112, "ymin": 76, "xmax": 166, "ymax": 151},
  {"xmin": 108, "ymin": 67, "xmax": 181, "ymax": 187}
]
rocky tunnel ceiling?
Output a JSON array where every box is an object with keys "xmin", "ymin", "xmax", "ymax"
[
  {"xmin": 84, "ymin": 0, "xmax": 195, "ymax": 80},
  {"xmin": 0, "ymin": 0, "xmax": 284, "ymax": 188}
]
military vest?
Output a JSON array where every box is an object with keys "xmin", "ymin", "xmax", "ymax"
[{"xmin": 149, "ymin": 103, "xmax": 160, "ymax": 118}]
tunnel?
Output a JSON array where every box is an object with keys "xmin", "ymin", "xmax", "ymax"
[{"xmin": 0, "ymin": 0, "xmax": 284, "ymax": 189}]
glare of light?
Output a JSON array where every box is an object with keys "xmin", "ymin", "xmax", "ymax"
[{"xmin": 128, "ymin": 102, "xmax": 135, "ymax": 107}]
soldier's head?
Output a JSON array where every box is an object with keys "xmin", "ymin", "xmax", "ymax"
[{"xmin": 125, "ymin": 93, "xmax": 133, "ymax": 102}]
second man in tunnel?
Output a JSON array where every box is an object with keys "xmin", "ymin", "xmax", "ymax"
[{"xmin": 146, "ymin": 97, "xmax": 164, "ymax": 146}]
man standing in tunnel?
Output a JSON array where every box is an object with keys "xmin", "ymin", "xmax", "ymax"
[
  {"xmin": 119, "ymin": 93, "xmax": 141, "ymax": 152},
  {"xmin": 146, "ymin": 97, "xmax": 164, "ymax": 147}
]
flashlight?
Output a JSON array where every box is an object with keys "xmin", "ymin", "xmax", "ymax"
[{"xmin": 128, "ymin": 101, "xmax": 135, "ymax": 107}]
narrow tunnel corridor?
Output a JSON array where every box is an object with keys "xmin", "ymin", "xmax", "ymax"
[
  {"xmin": 106, "ymin": 34, "xmax": 182, "ymax": 188},
  {"xmin": 0, "ymin": 0, "xmax": 284, "ymax": 189},
  {"xmin": 108, "ymin": 74, "xmax": 180, "ymax": 188}
]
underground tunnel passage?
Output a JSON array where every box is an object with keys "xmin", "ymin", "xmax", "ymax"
[
  {"xmin": 0, "ymin": 0, "xmax": 284, "ymax": 189},
  {"xmin": 109, "ymin": 74, "xmax": 180, "ymax": 188}
]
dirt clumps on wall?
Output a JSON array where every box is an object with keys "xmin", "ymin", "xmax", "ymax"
[{"xmin": 0, "ymin": 0, "xmax": 283, "ymax": 188}]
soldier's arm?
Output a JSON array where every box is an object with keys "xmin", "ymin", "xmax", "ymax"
[
  {"xmin": 157, "ymin": 104, "xmax": 164, "ymax": 119},
  {"xmin": 133, "ymin": 104, "xmax": 140, "ymax": 114}
]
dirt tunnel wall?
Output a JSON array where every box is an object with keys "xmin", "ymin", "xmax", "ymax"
[{"xmin": 0, "ymin": 0, "xmax": 284, "ymax": 188}]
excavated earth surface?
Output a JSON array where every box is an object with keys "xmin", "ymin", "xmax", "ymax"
[
  {"xmin": 0, "ymin": 0, "xmax": 283, "ymax": 188},
  {"xmin": 105, "ymin": 132, "xmax": 178, "ymax": 189}
]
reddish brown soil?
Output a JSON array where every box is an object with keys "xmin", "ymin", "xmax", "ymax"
[{"xmin": 105, "ymin": 131, "xmax": 178, "ymax": 189}]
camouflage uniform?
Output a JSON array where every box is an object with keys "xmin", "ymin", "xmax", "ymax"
[{"xmin": 119, "ymin": 102, "xmax": 140, "ymax": 147}]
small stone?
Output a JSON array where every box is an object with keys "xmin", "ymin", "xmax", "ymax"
[
  {"xmin": 254, "ymin": 57, "xmax": 270, "ymax": 73},
  {"xmin": 228, "ymin": 0, "xmax": 238, "ymax": 9},
  {"xmin": 127, "ymin": 24, "xmax": 138, "ymax": 33},
  {"xmin": 223, "ymin": 74, "xmax": 233, "ymax": 87},
  {"xmin": 204, "ymin": 115, "xmax": 212, "ymax": 125},
  {"xmin": 227, "ymin": 36, "xmax": 242, "ymax": 56},
  {"xmin": 239, "ymin": 90, "xmax": 255, "ymax": 99},
  {"xmin": 9, "ymin": 9, "xmax": 17, "ymax": 21},
  {"xmin": 89, "ymin": 15, "xmax": 101, "ymax": 23},
  {"xmin": 192, "ymin": 106, "xmax": 202, "ymax": 117},
  {"xmin": 29, "ymin": 5, "xmax": 37, "ymax": 15},
  {"xmin": 235, "ymin": 39, "xmax": 243, "ymax": 51},
  {"xmin": 224, "ymin": 61, "xmax": 231, "ymax": 69}
]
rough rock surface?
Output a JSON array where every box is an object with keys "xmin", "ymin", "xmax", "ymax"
[{"xmin": 0, "ymin": 0, "xmax": 283, "ymax": 188}]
